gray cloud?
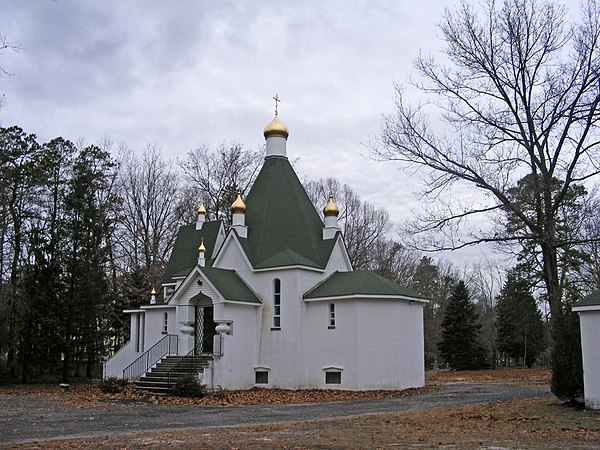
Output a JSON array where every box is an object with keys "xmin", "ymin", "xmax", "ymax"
[{"xmin": 0, "ymin": 0, "xmax": 581, "ymax": 265}]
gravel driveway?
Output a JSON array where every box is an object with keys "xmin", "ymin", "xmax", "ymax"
[{"xmin": 0, "ymin": 383, "xmax": 550, "ymax": 445}]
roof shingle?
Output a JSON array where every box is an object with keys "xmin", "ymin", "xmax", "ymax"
[{"xmin": 304, "ymin": 270, "xmax": 425, "ymax": 300}]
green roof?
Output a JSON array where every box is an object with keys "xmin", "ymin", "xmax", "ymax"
[
  {"xmin": 238, "ymin": 156, "xmax": 337, "ymax": 269},
  {"xmin": 200, "ymin": 267, "xmax": 261, "ymax": 304},
  {"xmin": 162, "ymin": 221, "xmax": 222, "ymax": 284},
  {"xmin": 304, "ymin": 270, "xmax": 424, "ymax": 300},
  {"xmin": 574, "ymin": 291, "xmax": 600, "ymax": 308}
]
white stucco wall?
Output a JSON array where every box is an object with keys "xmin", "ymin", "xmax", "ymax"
[
  {"xmin": 142, "ymin": 306, "xmax": 177, "ymax": 351},
  {"xmin": 323, "ymin": 237, "xmax": 352, "ymax": 275},
  {"xmin": 104, "ymin": 312, "xmax": 144, "ymax": 378},
  {"xmin": 211, "ymin": 302, "xmax": 259, "ymax": 389},
  {"xmin": 579, "ymin": 310, "xmax": 600, "ymax": 410},
  {"xmin": 104, "ymin": 340, "xmax": 137, "ymax": 378},
  {"xmin": 305, "ymin": 298, "xmax": 425, "ymax": 390}
]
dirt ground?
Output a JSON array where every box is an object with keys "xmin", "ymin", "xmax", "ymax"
[{"xmin": 3, "ymin": 369, "xmax": 600, "ymax": 449}]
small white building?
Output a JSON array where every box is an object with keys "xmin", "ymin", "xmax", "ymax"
[
  {"xmin": 574, "ymin": 292, "xmax": 600, "ymax": 409},
  {"xmin": 104, "ymin": 109, "xmax": 427, "ymax": 390}
]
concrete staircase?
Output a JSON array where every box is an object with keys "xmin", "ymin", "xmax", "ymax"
[{"xmin": 134, "ymin": 355, "xmax": 212, "ymax": 394}]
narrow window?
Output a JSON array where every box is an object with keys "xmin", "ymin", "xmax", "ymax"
[
  {"xmin": 325, "ymin": 371, "xmax": 341, "ymax": 384},
  {"xmin": 135, "ymin": 314, "xmax": 141, "ymax": 352},
  {"xmin": 273, "ymin": 278, "xmax": 281, "ymax": 329},
  {"xmin": 328, "ymin": 303, "xmax": 336, "ymax": 328},
  {"xmin": 162, "ymin": 312, "xmax": 168, "ymax": 334},
  {"xmin": 255, "ymin": 370, "xmax": 269, "ymax": 384}
]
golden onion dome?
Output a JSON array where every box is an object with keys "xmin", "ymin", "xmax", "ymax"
[
  {"xmin": 231, "ymin": 190, "xmax": 246, "ymax": 214},
  {"xmin": 197, "ymin": 202, "xmax": 206, "ymax": 215},
  {"xmin": 151, "ymin": 287, "xmax": 157, "ymax": 295},
  {"xmin": 323, "ymin": 193, "xmax": 340, "ymax": 217},
  {"xmin": 198, "ymin": 239, "xmax": 206, "ymax": 253},
  {"xmin": 263, "ymin": 114, "xmax": 289, "ymax": 139}
]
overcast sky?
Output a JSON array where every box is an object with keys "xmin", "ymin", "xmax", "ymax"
[{"xmin": 0, "ymin": 0, "xmax": 582, "ymax": 266}]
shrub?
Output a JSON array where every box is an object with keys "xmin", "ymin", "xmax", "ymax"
[
  {"xmin": 172, "ymin": 374, "xmax": 206, "ymax": 398},
  {"xmin": 100, "ymin": 376, "xmax": 128, "ymax": 394}
]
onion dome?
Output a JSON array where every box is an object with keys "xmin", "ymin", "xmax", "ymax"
[
  {"xmin": 231, "ymin": 190, "xmax": 246, "ymax": 214},
  {"xmin": 150, "ymin": 287, "xmax": 157, "ymax": 295},
  {"xmin": 197, "ymin": 202, "xmax": 206, "ymax": 215},
  {"xmin": 263, "ymin": 114, "xmax": 289, "ymax": 139},
  {"xmin": 198, "ymin": 239, "xmax": 206, "ymax": 253},
  {"xmin": 323, "ymin": 193, "xmax": 339, "ymax": 217}
]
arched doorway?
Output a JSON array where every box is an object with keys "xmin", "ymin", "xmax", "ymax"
[{"xmin": 190, "ymin": 292, "xmax": 216, "ymax": 355}]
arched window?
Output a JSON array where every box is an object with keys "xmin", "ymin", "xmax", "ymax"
[{"xmin": 273, "ymin": 279, "xmax": 281, "ymax": 329}]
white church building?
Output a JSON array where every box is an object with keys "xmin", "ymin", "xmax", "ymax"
[
  {"xmin": 574, "ymin": 292, "xmax": 600, "ymax": 409},
  {"xmin": 104, "ymin": 107, "xmax": 427, "ymax": 391}
]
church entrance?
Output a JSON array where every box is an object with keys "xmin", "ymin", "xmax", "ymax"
[{"xmin": 194, "ymin": 306, "xmax": 215, "ymax": 355}]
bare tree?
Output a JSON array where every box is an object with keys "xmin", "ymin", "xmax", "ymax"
[
  {"xmin": 374, "ymin": 0, "xmax": 599, "ymax": 338},
  {"xmin": 179, "ymin": 143, "xmax": 262, "ymax": 225},
  {"xmin": 0, "ymin": 33, "xmax": 21, "ymax": 109},
  {"xmin": 304, "ymin": 178, "xmax": 392, "ymax": 269},
  {"xmin": 464, "ymin": 258, "xmax": 507, "ymax": 368},
  {"xmin": 115, "ymin": 145, "xmax": 186, "ymax": 283}
]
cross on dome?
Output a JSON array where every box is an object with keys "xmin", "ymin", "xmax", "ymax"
[{"xmin": 273, "ymin": 94, "xmax": 281, "ymax": 115}]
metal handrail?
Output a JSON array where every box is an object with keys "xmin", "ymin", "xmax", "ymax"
[
  {"xmin": 123, "ymin": 334, "xmax": 178, "ymax": 381},
  {"xmin": 166, "ymin": 334, "xmax": 215, "ymax": 392}
]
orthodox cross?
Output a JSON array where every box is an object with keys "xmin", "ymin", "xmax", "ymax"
[{"xmin": 273, "ymin": 94, "xmax": 281, "ymax": 115}]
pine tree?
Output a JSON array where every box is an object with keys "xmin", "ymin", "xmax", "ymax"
[
  {"xmin": 496, "ymin": 273, "xmax": 546, "ymax": 367},
  {"xmin": 439, "ymin": 281, "xmax": 487, "ymax": 370},
  {"xmin": 551, "ymin": 286, "xmax": 583, "ymax": 402}
]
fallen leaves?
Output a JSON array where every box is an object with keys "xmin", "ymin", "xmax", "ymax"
[
  {"xmin": 0, "ymin": 382, "xmax": 436, "ymax": 407},
  {"xmin": 0, "ymin": 368, "xmax": 548, "ymax": 409}
]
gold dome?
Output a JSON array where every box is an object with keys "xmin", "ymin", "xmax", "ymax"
[
  {"xmin": 323, "ymin": 193, "xmax": 339, "ymax": 217},
  {"xmin": 231, "ymin": 190, "xmax": 246, "ymax": 214},
  {"xmin": 151, "ymin": 287, "xmax": 157, "ymax": 295},
  {"xmin": 197, "ymin": 202, "xmax": 206, "ymax": 215},
  {"xmin": 198, "ymin": 239, "xmax": 206, "ymax": 253},
  {"xmin": 263, "ymin": 114, "xmax": 289, "ymax": 139}
]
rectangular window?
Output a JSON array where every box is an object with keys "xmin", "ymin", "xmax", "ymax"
[
  {"xmin": 325, "ymin": 371, "xmax": 341, "ymax": 384},
  {"xmin": 329, "ymin": 303, "xmax": 336, "ymax": 328},
  {"xmin": 135, "ymin": 314, "xmax": 141, "ymax": 352},
  {"xmin": 273, "ymin": 279, "xmax": 281, "ymax": 329},
  {"xmin": 162, "ymin": 312, "xmax": 168, "ymax": 334},
  {"xmin": 255, "ymin": 371, "xmax": 269, "ymax": 384}
]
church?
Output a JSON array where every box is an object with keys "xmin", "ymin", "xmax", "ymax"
[{"xmin": 104, "ymin": 104, "xmax": 427, "ymax": 391}]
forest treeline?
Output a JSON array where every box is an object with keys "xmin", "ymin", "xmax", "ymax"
[{"xmin": 0, "ymin": 125, "xmax": 599, "ymax": 386}]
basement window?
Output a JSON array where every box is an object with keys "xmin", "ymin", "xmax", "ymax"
[
  {"xmin": 255, "ymin": 370, "xmax": 269, "ymax": 384},
  {"xmin": 325, "ymin": 371, "xmax": 341, "ymax": 385}
]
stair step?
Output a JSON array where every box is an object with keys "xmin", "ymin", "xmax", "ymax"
[{"xmin": 133, "ymin": 354, "xmax": 212, "ymax": 394}]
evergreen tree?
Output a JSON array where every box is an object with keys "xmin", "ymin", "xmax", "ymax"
[
  {"xmin": 411, "ymin": 257, "xmax": 457, "ymax": 363},
  {"xmin": 439, "ymin": 281, "xmax": 487, "ymax": 370},
  {"xmin": 496, "ymin": 273, "xmax": 546, "ymax": 367},
  {"xmin": 551, "ymin": 286, "xmax": 584, "ymax": 402}
]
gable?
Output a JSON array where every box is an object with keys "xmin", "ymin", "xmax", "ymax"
[
  {"xmin": 167, "ymin": 265, "xmax": 260, "ymax": 305},
  {"xmin": 324, "ymin": 233, "xmax": 353, "ymax": 274}
]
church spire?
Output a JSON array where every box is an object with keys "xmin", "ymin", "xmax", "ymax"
[
  {"xmin": 197, "ymin": 239, "xmax": 206, "ymax": 267},
  {"xmin": 231, "ymin": 189, "xmax": 248, "ymax": 238},
  {"xmin": 264, "ymin": 94, "xmax": 289, "ymax": 157},
  {"xmin": 196, "ymin": 201, "xmax": 206, "ymax": 230},
  {"xmin": 323, "ymin": 192, "xmax": 340, "ymax": 240}
]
